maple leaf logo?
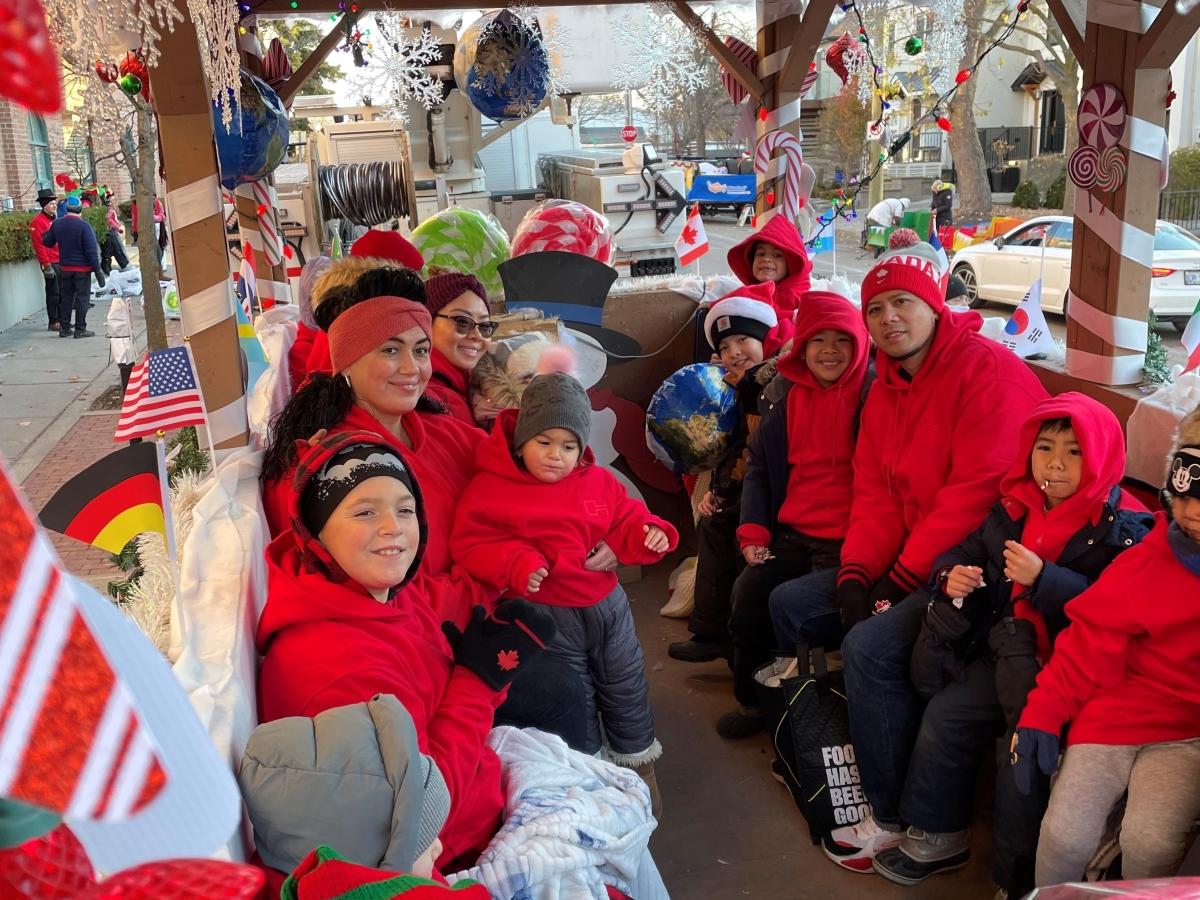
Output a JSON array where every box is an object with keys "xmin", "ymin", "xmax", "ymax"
[
  {"xmin": 680, "ymin": 223, "xmax": 698, "ymax": 245},
  {"xmin": 873, "ymin": 599, "xmax": 892, "ymax": 615},
  {"xmin": 497, "ymin": 649, "xmax": 520, "ymax": 671}
]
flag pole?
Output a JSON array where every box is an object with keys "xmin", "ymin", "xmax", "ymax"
[{"xmin": 154, "ymin": 437, "xmax": 188, "ymax": 649}]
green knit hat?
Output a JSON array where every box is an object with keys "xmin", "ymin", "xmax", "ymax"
[{"xmin": 281, "ymin": 846, "xmax": 490, "ymax": 900}]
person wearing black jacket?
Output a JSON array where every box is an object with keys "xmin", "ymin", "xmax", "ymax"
[
  {"xmin": 931, "ymin": 181, "xmax": 954, "ymax": 229},
  {"xmin": 42, "ymin": 195, "xmax": 103, "ymax": 339}
]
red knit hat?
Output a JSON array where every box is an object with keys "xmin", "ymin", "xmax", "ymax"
[
  {"xmin": 352, "ymin": 230, "xmax": 425, "ymax": 271},
  {"xmin": 328, "ymin": 296, "xmax": 432, "ymax": 373},
  {"xmin": 425, "ymin": 271, "xmax": 488, "ymax": 315},
  {"xmin": 861, "ymin": 243, "xmax": 946, "ymax": 315}
]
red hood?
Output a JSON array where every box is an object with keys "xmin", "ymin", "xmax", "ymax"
[
  {"xmin": 1000, "ymin": 392, "xmax": 1127, "ymax": 524},
  {"xmin": 282, "ymin": 430, "xmax": 429, "ymax": 592},
  {"xmin": 778, "ymin": 291, "xmax": 870, "ymax": 392},
  {"xmin": 874, "ymin": 307, "xmax": 985, "ymax": 392},
  {"xmin": 476, "ymin": 408, "xmax": 597, "ymax": 482},
  {"xmin": 431, "ymin": 347, "xmax": 470, "ymax": 394},
  {"xmin": 727, "ymin": 216, "xmax": 813, "ymax": 311}
]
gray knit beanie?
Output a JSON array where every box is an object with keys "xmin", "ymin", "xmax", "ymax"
[
  {"xmin": 514, "ymin": 372, "xmax": 591, "ymax": 449},
  {"xmin": 415, "ymin": 755, "xmax": 450, "ymax": 858}
]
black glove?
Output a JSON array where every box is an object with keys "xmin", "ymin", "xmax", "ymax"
[
  {"xmin": 96, "ymin": 272, "xmax": 106, "ymax": 289},
  {"xmin": 441, "ymin": 598, "xmax": 557, "ymax": 691},
  {"xmin": 1010, "ymin": 727, "xmax": 1059, "ymax": 795},
  {"xmin": 837, "ymin": 579, "xmax": 872, "ymax": 632},
  {"xmin": 42, "ymin": 265, "xmax": 55, "ymax": 280},
  {"xmin": 868, "ymin": 575, "xmax": 909, "ymax": 615}
]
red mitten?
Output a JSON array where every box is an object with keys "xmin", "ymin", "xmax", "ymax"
[{"xmin": 0, "ymin": 0, "xmax": 63, "ymax": 113}]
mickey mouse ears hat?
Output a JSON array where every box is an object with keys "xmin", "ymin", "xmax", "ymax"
[{"xmin": 704, "ymin": 281, "xmax": 779, "ymax": 349}]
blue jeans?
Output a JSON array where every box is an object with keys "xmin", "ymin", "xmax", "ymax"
[{"xmin": 768, "ymin": 567, "xmax": 842, "ymax": 651}]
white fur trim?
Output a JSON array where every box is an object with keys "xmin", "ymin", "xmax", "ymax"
[
  {"xmin": 703, "ymin": 296, "xmax": 778, "ymax": 348},
  {"xmin": 601, "ymin": 740, "xmax": 663, "ymax": 768}
]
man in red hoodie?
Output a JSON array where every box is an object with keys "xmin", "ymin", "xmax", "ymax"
[{"xmin": 726, "ymin": 215, "xmax": 813, "ymax": 314}]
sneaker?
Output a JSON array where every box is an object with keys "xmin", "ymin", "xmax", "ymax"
[
  {"xmin": 73, "ymin": 330, "xmax": 95, "ymax": 339},
  {"xmin": 822, "ymin": 814, "xmax": 905, "ymax": 873},
  {"xmin": 668, "ymin": 637, "xmax": 732, "ymax": 663},
  {"xmin": 59, "ymin": 329, "xmax": 73, "ymax": 337},
  {"xmin": 716, "ymin": 706, "xmax": 764, "ymax": 739},
  {"xmin": 872, "ymin": 827, "xmax": 971, "ymax": 885}
]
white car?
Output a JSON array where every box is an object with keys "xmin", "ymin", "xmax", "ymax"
[{"xmin": 950, "ymin": 215, "xmax": 1200, "ymax": 329}]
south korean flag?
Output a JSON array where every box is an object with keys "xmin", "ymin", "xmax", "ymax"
[{"xmin": 1001, "ymin": 279, "xmax": 1057, "ymax": 359}]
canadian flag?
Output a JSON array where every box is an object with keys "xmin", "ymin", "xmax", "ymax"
[{"xmin": 675, "ymin": 204, "xmax": 709, "ymax": 267}]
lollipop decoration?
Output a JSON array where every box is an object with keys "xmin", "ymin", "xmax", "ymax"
[
  {"xmin": 511, "ymin": 199, "xmax": 613, "ymax": 263},
  {"xmin": 1096, "ymin": 145, "xmax": 1127, "ymax": 193},
  {"xmin": 1077, "ymin": 83, "xmax": 1126, "ymax": 150},
  {"xmin": 719, "ymin": 35, "xmax": 757, "ymax": 106},
  {"xmin": 1068, "ymin": 145, "xmax": 1099, "ymax": 190}
]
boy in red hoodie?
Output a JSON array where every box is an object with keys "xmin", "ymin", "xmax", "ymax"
[
  {"xmin": 449, "ymin": 368, "xmax": 678, "ymax": 811},
  {"xmin": 1012, "ymin": 404, "xmax": 1200, "ymax": 886},
  {"xmin": 726, "ymin": 216, "xmax": 813, "ymax": 314}
]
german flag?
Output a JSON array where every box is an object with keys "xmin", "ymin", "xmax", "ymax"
[{"xmin": 39, "ymin": 442, "xmax": 169, "ymax": 554}]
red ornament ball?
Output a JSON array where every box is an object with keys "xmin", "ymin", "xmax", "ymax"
[
  {"xmin": 95, "ymin": 60, "xmax": 119, "ymax": 83},
  {"xmin": 955, "ymin": 69, "xmax": 971, "ymax": 84},
  {"xmin": 118, "ymin": 50, "xmax": 147, "ymax": 82},
  {"xmin": 937, "ymin": 116, "xmax": 953, "ymax": 132}
]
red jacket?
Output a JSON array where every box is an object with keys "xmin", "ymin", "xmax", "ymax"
[
  {"xmin": 288, "ymin": 322, "xmax": 318, "ymax": 391},
  {"xmin": 307, "ymin": 329, "xmax": 332, "ymax": 378},
  {"xmin": 727, "ymin": 216, "xmax": 813, "ymax": 314},
  {"xmin": 449, "ymin": 409, "xmax": 679, "ymax": 607},
  {"xmin": 1020, "ymin": 514, "xmax": 1200, "ymax": 746},
  {"xmin": 258, "ymin": 434, "xmax": 503, "ymax": 866},
  {"xmin": 840, "ymin": 310, "xmax": 1048, "ymax": 592},
  {"xmin": 426, "ymin": 348, "xmax": 480, "ymax": 428},
  {"xmin": 29, "ymin": 210, "xmax": 58, "ymax": 266}
]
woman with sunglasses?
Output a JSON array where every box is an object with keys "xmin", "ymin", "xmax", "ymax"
[{"xmin": 424, "ymin": 272, "xmax": 498, "ymax": 428}]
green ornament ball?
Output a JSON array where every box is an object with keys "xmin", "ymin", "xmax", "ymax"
[
  {"xmin": 904, "ymin": 35, "xmax": 923, "ymax": 55},
  {"xmin": 118, "ymin": 73, "xmax": 142, "ymax": 96}
]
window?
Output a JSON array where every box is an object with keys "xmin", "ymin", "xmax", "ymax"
[
  {"xmin": 27, "ymin": 114, "xmax": 52, "ymax": 190},
  {"xmin": 1155, "ymin": 223, "xmax": 1200, "ymax": 250},
  {"xmin": 1004, "ymin": 222, "xmax": 1051, "ymax": 247},
  {"xmin": 1046, "ymin": 220, "xmax": 1073, "ymax": 250}
]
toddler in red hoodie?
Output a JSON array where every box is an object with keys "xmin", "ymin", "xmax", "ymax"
[{"xmin": 450, "ymin": 364, "xmax": 679, "ymax": 811}]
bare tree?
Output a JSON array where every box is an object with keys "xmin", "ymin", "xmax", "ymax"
[
  {"xmin": 949, "ymin": 0, "xmax": 994, "ymax": 216},
  {"xmin": 573, "ymin": 93, "xmax": 629, "ymax": 130}
]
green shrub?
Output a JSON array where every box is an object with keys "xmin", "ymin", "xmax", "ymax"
[
  {"xmin": 1168, "ymin": 146, "xmax": 1200, "ymax": 191},
  {"xmin": 119, "ymin": 200, "xmax": 133, "ymax": 220},
  {"xmin": 1044, "ymin": 173, "xmax": 1066, "ymax": 209},
  {"xmin": 1012, "ymin": 179, "xmax": 1042, "ymax": 209},
  {"xmin": 0, "ymin": 207, "xmax": 108, "ymax": 265}
]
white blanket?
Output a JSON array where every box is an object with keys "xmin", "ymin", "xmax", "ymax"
[{"xmin": 448, "ymin": 727, "xmax": 664, "ymax": 900}]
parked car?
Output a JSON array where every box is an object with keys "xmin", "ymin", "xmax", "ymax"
[{"xmin": 950, "ymin": 215, "xmax": 1200, "ymax": 329}]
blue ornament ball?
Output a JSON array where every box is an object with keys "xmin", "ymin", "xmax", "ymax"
[
  {"xmin": 212, "ymin": 70, "xmax": 290, "ymax": 190},
  {"xmin": 454, "ymin": 9, "xmax": 549, "ymax": 122},
  {"xmin": 645, "ymin": 364, "xmax": 740, "ymax": 475}
]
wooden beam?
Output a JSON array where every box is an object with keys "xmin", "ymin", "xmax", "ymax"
[
  {"xmin": 255, "ymin": 0, "xmax": 643, "ymax": 12},
  {"xmin": 777, "ymin": 0, "xmax": 838, "ymax": 93},
  {"xmin": 277, "ymin": 15, "xmax": 346, "ymax": 108},
  {"xmin": 1137, "ymin": 0, "xmax": 1200, "ymax": 68},
  {"xmin": 668, "ymin": 1, "xmax": 765, "ymax": 102},
  {"xmin": 1044, "ymin": 0, "xmax": 1085, "ymax": 61}
]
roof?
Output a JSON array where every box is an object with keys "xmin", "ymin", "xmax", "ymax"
[{"xmin": 1011, "ymin": 61, "xmax": 1049, "ymax": 90}]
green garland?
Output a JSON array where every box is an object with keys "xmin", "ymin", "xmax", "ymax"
[
  {"xmin": 0, "ymin": 207, "xmax": 108, "ymax": 266},
  {"xmin": 1144, "ymin": 310, "xmax": 1172, "ymax": 386}
]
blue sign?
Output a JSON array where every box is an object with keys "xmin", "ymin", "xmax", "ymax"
[{"xmin": 688, "ymin": 175, "xmax": 757, "ymax": 204}]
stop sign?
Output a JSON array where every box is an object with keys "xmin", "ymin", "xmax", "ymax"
[{"xmin": 621, "ymin": 125, "xmax": 638, "ymax": 143}]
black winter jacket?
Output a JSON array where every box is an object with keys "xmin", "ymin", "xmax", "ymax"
[{"xmin": 932, "ymin": 188, "xmax": 954, "ymax": 227}]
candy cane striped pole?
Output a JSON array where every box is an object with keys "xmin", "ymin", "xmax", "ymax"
[{"xmin": 251, "ymin": 179, "xmax": 292, "ymax": 305}]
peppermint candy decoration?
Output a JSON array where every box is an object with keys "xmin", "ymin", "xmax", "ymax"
[
  {"xmin": 719, "ymin": 35, "xmax": 758, "ymax": 106},
  {"xmin": 801, "ymin": 62, "xmax": 819, "ymax": 99},
  {"xmin": 1078, "ymin": 83, "xmax": 1126, "ymax": 150},
  {"xmin": 1068, "ymin": 145, "xmax": 1099, "ymax": 191},
  {"xmin": 511, "ymin": 199, "xmax": 613, "ymax": 263},
  {"xmin": 1096, "ymin": 145, "xmax": 1127, "ymax": 193}
]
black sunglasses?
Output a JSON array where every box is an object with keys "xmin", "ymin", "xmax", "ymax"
[{"xmin": 435, "ymin": 313, "xmax": 499, "ymax": 338}]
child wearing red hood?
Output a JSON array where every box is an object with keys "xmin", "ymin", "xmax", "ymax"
[
  {"xmin": 449, "ymin": 369, "xmax": 678, "ymax": 812},
  {"xmin": 257, "ymin": 430, "xmax": 556, "ymax": 871},
  {"xmin": 727, "ymin": 216, "xmax": 813, "ymax": 314}
]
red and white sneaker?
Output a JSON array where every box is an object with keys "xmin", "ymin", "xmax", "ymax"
[{"xmin": 822, "ymin": 815, "xmax": 905, "ymax": 873}]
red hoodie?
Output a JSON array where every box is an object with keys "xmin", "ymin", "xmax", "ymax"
[
  {"xmin": 1019, "ymin": 514, "xmax": 1200, "ymax": 746},
  {"xmin": 997, "ymin": 393, "xmax": 1131, "ymax": 660},
  {"xmin": 739, "ymin": 292, "xmax": 871, "ymax": 549},
  {"xmin": 839, "ymin": 309, "xmax": 1048, "ymax": 593},
  {"xmin": 727, "ymin": 216, "xmax": 813, "ymax": 314},
  {"xmin": 426, "ymin": 348, "xmax": 480, "ymax": 428},
  {"xmin": 288, "ymin": 323, "xmax": 318, "ymax": 391},
  {"xmin": 449, "ymin": 409, "xmax": 679, "ymax": 607},
  {"xmin": 306, "ymin": 329, "xmax": 333, "ymax": 378},
  {"xmin": 257, "ymin": 433, "xmax": 504, "ymax": 867}
]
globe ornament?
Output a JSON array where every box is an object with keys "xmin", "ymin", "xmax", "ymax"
[
  {"xmin": 904, "ymin": 36, "xmax": 923, "ymax": 55},
  {"xmin": 212, "ymin": 70, "xmax": 290, "ymax": 190},
  {"xmin": 454, "ymin": 9, "xmax": 550, "ymax": 121},
  {"xmin": 645, "ymin": 364, "xmax": 740, "ymax": 475},
  {"xmin": 118, "ymin": 73, "xmax": 142, "ymax": 96}
]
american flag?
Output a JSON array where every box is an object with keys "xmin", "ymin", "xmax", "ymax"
[
  {"xmin": 0, "ymin": 466, "xmax": 167, "ymax": 820},
  {"xmin": 114, "ymin": 347, "xmax": 208, "ymax": 443}
]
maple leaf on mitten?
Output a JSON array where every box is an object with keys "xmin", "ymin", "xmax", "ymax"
[
  {"xmin": 442, "ymin": 600, "xmax": 557, "ymax": 691},
  {"xmin": 0, "ymin": 0, "xmax": 63, "ymax": 114}
]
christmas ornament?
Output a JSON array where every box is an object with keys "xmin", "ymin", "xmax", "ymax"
[
  {"xmin": 802, "ymin": 62, "xmax": 819, "ymax": 98},
  {"xmin": 455, "ymin": 9, "xmax": 550, "ymax": 120},
  {"xmin": 511, "ymin": 199, "xmax": 613, "ymax": 263},
  {"xmin": 1077, "ymin": 83, "xmax": 1126, "ymax": 149},
  {"xmin": 1095, "ymin": 145, "xmax": 1127, "ymax": 193},
  {"xmin": 95, "ymin": 60, "xmax": 119, "ymax": 83},
  {"xmin": 118, "ymin": 50, "xmax": 148, "ymax": 83},
  {"xmin": 955, "ymin": 68, "xmax": 971, "ymax": 84},
  {"xmin": 1068, "ymin": 145, "xmax": 1099, "ymax": 190},
  {"xmin": 825, "ymin": 33, "xmax": 863, "ymax": 85},
  {"xmin": 261, "ymin": 37, "xmax": 294, "ymax": 107},
  {"xmin": 719, "ymin": 35, "xmax": 757, "ymax": 105},
  {"xmin": 925, "ymin": 0, "xmax": 967, "ymax": 92},
  {"xmin": 0, "ymin": 0, "xmax": 63, "ymax": 114},
  {"xmin": 118, "ymin": 73, "xmax": 143, "ymax": 96},
  {"xmin": 212, "ymin": 70, "xmax": 289, "ymax": 188},
  {"xmin": 755, "ymin": 129, "xmax": 814, "ymax": 225},
  {"xmin": 345, "ymin": 16, "xmax": 442, "ymax": 126},
  {"xmin": 937, "ymin": 116, "xmax": 952, "ymax": 132},
  {"xmin": 904, "ymin": 36, "xmax": 923, "ymax": 55}
]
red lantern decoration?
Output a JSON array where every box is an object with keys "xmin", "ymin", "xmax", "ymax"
[
  {"xmin": 955, "ymin": 69, "xmax": 971, "ymax": 84},
  {"xmin": 759, "ymin": 107, "xmax": 768, "ymax": 122},
  {"xmin": 95, "ymin": 60, "xmax": 119, "ymax": 83},
  {"xmin": 937, "ymin": 117, "xmax": 952, "ymax": 132}
]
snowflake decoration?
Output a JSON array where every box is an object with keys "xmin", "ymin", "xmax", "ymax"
[
  {"xmin": 191, "ymin": 0, "xmax": 242, "ymax": 130},
  {"xmin": 348, "ymin": 16, "xmax": 442, "ymax": 126},
  {"xmin": 925, "ymin": 0, "xmax": 967, "ymax": 93},
  {"xmin": 506, "ymin": 3, "xmax": 571, "ymax": 97},
  {"xmin": 611, "ymin": 6, "xmax": 706, "ymax": 112},
  {"xmin": 43, "ymin": 0, "xmax": 184, "ymax": 71},
  {"xmin": 469, "ymin": 10, "xmax": 553, "ymax": 118}
]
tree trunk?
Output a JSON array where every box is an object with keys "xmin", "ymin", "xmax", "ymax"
[
  {"xmin": 948, "ymin": 0, "xmax": 993, "ymax": 216},
  {"xmin": 1060, "ymin": 64, "xmax": 1079, "ymax": 214},
  {"xmin": 132, "ymin": 102, "xmax": 167, "ymax": 352}
]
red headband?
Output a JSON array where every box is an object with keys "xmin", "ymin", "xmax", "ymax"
[{"xmin": 328, "ymin": 296, "xmax": 432, "ymax": 373}]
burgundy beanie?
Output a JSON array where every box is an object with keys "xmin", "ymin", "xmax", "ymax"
[
  {"xmin": 861, "ymin": 243, "xmax": 946, "ymax": 315},
  {"xmin": 328, "ymin": 296, "xmax": 432, "ymax": 373},
  {"xmin": 351, "ymin": 230, "xmax": 425, "ymax": 271},
  {"xmin": 425, "ymin": 272, "xmax": 489, "ymax": 315}
]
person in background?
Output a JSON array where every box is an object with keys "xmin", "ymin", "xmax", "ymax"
[
  {"xmin": 932, "ymin": 181, "xmax": 954, "ymax": 230},
  {"xmin": 29, "ymin": 188, "xmax": 60, "ymax": 332},
  {"xmin": 1011, "ymin": 404, "xmax": 1200, "ymax": 887},
  {"xmin": 100, "ymin": 192, "xmax": 130, "ymax": 275},
  {"xmin": 424, "ymin": 271, "xmax": 497, "ymax": 429},
  {"xmin": 43, "ymin": 195, "xmax": 103, "ymax": 339},
  {"xmin": 726, "ymin": 216, "xmax": 813, "ymax": 314},
  {"xmin": 867, "ymin": 197, "xmax": 910, "ymax": 228},
  {"xmin": 288, "ymin": 256, "xmax": 333, "ymax": 389},
  {"xmin": 131, "ymin": 196, "xmax": 167, "ymax": 263}
]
